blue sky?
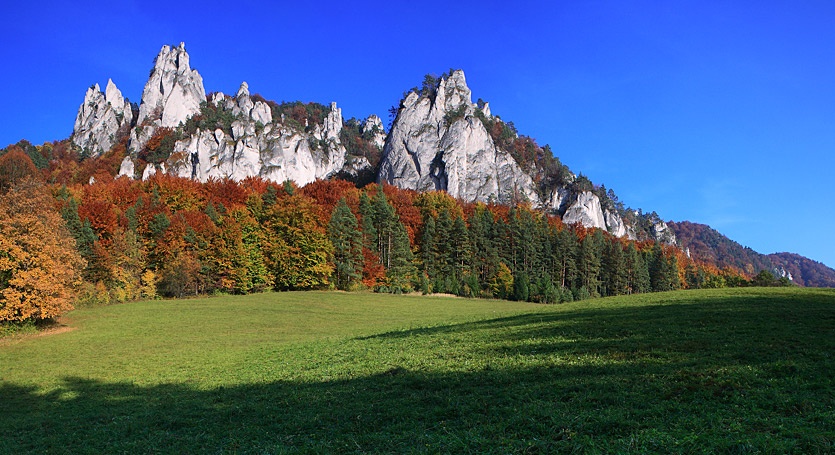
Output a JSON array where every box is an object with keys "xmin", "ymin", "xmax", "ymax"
[{"xmin": 3, "ymin": 1, "xmax": 834, "ymax": 269}]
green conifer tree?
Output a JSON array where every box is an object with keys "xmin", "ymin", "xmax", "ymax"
[{"xmin": 328, "ymin": 198, "xmax": 363, "ymax": 290}]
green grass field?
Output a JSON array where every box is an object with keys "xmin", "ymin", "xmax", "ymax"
[{"xmin": 1, "ymin": 288, "xmax": 834, "ymax": 454}]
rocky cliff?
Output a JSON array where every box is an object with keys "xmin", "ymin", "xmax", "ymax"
[
  {"xmin": 378, "ymin": 70, "xmax": 660, "ymax": 241},
  {"xmin": 379, "ymin": 70, "xmax": 540, "ymax": 205},
  {"xmin": 161, "ymin": 84, "xmax": 351, "ymax": 186},
  {"xmin": 128, "ymin": 42, "xmax": 206, "ymax": 153},
  {"xmin": 74, "ymin": 44, "xmax": 673, "ymax": 243},
  {"xmin": 71, "ymin": 79, "xmax": 133, "ymax": 156}
]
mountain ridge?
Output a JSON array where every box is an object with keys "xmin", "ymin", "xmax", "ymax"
[{"xmin": 668, "ymin": 221, "xmax": 835, "ymax": 287}]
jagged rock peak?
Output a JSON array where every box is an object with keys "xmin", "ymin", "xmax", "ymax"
[
  {"xmin": 435, "ymin": 69, "xmax": 472, "ymax": 112},
  {"xmin": 380, "ymin": 69, "xmax": 539, "ymax": 204},
  {"xmin": 71, "ymin": 79, "xmax": 132, "ymax": 156},
  {"xmin": 237, "ymin": 81, "xmax": 250, "ymax": 98},
  {"xmin": 136, "ymin": 42, "xmax": 206, "ymax": 128},
  {"xmin": 323, "ymin": 102, "xmax": 343, "ymax": 141}
]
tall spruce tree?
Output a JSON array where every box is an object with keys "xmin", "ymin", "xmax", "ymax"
[
  {"xmin": 602, "ymin": 239, "xmax": 628, "ymax": 296},
  {"xmin": 386, "ymin": 219, "xmax": 416, "ymax": 293},
  {"xmin": 576, "ymin": 230, "xmax": 603, "ymax": 297},
  {"xmin": 328, "ymin": 198, "xmax": 363, "ymax": 290},
  {"xmin": 420, "ymin": 214, "xmax": 437, "ymax": 284},
  {"xmin": 468, "ymin": 205, "xmax": 500, "ymax": 291},
  {"xmin": 358, "ymin": 191, "xmax": 377, "ymax": 251}
]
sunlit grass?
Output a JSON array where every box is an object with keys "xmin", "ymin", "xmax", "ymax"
[{"xmin": 1, "ymin": 288, "xmax": 833, "ymax": 453}]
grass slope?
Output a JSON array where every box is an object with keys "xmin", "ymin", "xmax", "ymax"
[{"xmin": 1, "ymin": 288, "xmax": 834, "ymax": 453}]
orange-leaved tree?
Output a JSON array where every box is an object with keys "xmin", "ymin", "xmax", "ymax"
[{"xmin": 0, "ymin": 180, "xmax": 85, "ymax": 322}]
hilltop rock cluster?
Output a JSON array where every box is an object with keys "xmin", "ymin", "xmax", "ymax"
[{"xmin": 70, "ymin": 42, "xmax": 675, "ymax": 244}]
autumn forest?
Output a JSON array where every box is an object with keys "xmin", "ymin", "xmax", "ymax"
[{"xmin": 0, "ymin": 136, "xmax": 769, "ymax": 324}]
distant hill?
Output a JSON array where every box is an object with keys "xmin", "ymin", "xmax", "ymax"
[
  {"xmin": 768, "ymin": 252, "xmax": 835, "ymax": 288},
  {"xmin": 668, "ymin": 221, "xmax": 835, "ymax": 287}
]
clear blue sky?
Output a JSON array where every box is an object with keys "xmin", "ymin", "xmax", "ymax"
[{"xmin": 3, "ymin": 1, "xmax": 834, "ymax": 269}]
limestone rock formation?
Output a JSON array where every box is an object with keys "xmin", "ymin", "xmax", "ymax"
[
  {"xmin": 649, "ymin": 217, "xmax": 677, "ymax": 245},
  {"xmin": 604, "ymin": 209, "xmax": 631, "ymax": 239},
  {"xmin": 149, "ymin": 82, "xmax": 352, "ymax": 185},
  {"xmin": 136, "ymin": 42, "xmax": 206, "ymax": 128},
  {"xmin": 379, "ymin": 70, "xmax": 539, "ymax": 205},
  {"xmin": 363, "ymin": 115, "xmax": 387, "ymax": 149},
  {"xmin": 130, "ymin": 42, "xmax": 206, "ymax": 152},
  {"xmin": 117, "ymin": 155, "xmax": 135, "ymax": 179},
  {"xmin": 562, "ymin": 191, "xmax": 605, "ymax": 229},
  {"xmin": 71, "ymin": 79, "xmax": 133, "ymax": 156},
  {"xmin": 78, "ymin": 43, "xmax": 676, "ymax": 244}
]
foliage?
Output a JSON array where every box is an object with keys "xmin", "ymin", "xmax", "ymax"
[
  {"xmin": 184, "ymin": 99, "xmax": 241, "ymax": 137},
  {"xmin": 0, "ymin": 180, "xmax": 85, "ymax": 322},
  {"xmin": 0, "ymin": 146, "xmax": 39, "ymax": 191},
  {"xmin": 339, "ymin": 117, "xmax": 383, "ymax": 168},
  {"xmin": 138, "ymin": 127, "xmax": 179, "ymax": 164},
  {"xmin": 268, "ymin": 100, "xmax": 330, "ymax": 132},
  {"xmin": 261, "ymin": 194, "xmax": 333, "ymax": 290}
]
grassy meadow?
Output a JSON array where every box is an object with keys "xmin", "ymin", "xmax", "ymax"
[{"xmin": 1, "ymin": 288, "xmax": 834, "ymax": 453}]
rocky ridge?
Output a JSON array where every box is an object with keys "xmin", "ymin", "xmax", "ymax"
[
  {"xmin": 75, "ymin": 43, "xmax": 674, "ymax": 244},
  {"xmin": 378, "ymin": 71, "xmax": 662, "ymax": 242}
]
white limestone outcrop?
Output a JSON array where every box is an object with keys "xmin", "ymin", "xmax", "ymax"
[
  {"xmin": 363, "ymin": 115, "xmax": 387, "ymax": 149},
  {"xmin": 379, "ymin": 70, "xmax": 538, "ymax": 204},
  {"xmin": 71, "ymin": 79, "xmax": 133, "ymax": 156},
  {"xmin": 136, "ymin": 42, "xmax": 206, "ymax": 128},
  {"xmin": 117, "ymin": 155, "xmax": 135, "ymax": 179},
  {"xmin": 130, "ymin": 42, "xmax": 206, "ymax": 153},
  {"xmin": 562, "ymin": 191, "xmax": 606, "ymax": 229},
  {"xmin": 155, "ymin": 89, "xmax": 350, "ymax": 186}
]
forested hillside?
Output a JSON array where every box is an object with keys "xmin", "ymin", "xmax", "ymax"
[
  {"xmin": 668, "ymin": 221, "xmax": 835, "ymax": 288},
  {"xmin": 0, "ymin": 150, "xmax": 757, "ymax": 323},
  {"xmin": 768, "ymin": 252, "xmax": 835, "ymax": 288}
]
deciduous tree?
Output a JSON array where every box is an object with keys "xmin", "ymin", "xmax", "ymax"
[{"xmin": 0, "ymin": 180, "xmax": 84, "ymax": 322}]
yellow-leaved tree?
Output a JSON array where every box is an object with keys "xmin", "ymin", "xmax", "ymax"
[{"xmin": 0, "ymin": 180, "xmax": 85, "ymax": 322}]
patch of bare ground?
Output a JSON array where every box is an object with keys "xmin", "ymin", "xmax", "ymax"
[{"xmin": 0, "ymin": 319, "xmax": 75, "ymax": 346}]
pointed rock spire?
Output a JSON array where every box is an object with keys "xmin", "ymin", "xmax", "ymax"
[
  {"xmin": 136, "ymin": 42, "xmax": 206, "ymax": 128},
  {"xmin": 71, "ymin": 80, "xmax": 132, "ymax": 157}
]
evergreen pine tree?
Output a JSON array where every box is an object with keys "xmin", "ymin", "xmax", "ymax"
[
  {"xmin": 513, "ymin": 271, "xmax": 530, "ymax": 302},
  {"xmin": 420, "ymin": 214, "xmax": 437, "ymax": 285},
  {"xmin": 576, "ymin": 230, "xmax": 603, "ymax": 297},
  {"xmin": 328, "ymin": 198, "xmax": 363, "ymax": 290},
  {"xmin": 468, "ymin": 205, "xmax": 500, "ymax": 292},
  {"xmin": 450, "ymin": 215, "xmax": 472, "ymax": 283},
  {"xmin": 358, "ymin": 191, "xmax": 377, "ymax": 251},
  {"xmin": 386, "ymin": 219, "xmax": 416, "ymax": 293},
  {"xmin": 372, "ymin": 186, "xmax": 397, "ymax": 269},
  {"xmin": 602, "ymin": 239, "xmax": 628, "ymax": 296}
]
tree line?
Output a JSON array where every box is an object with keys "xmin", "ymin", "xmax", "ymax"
[{"xmin": 0, "ymin": 154, "xmax": 758, "ymax": 323}]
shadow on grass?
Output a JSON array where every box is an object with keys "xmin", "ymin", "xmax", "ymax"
[{"xmin": 2, "ymin": 289, "xmax": 834, "ymax": 454}]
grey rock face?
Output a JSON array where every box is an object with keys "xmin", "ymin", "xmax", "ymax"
[
  {"xmin": 118, "ymin": 44, "xmax": 367, "ymax": 185},
  {"xmin": 379, "ymin": 70, "xmax": 538, "ymax": 204},
  {"xmin": 604, "ymin": 209, "xmax": 630, "ymax": 238},
  {"xmin": 136, "ymin": 42, "xmax": 206, "ymax": 128},
  {"xmin": 130, "ymin": 42, "xmax": 206, "ymax": 153},
  {"xmin": 363, "ymin": 115, "xmax": 386, "ymax": 149},
  {"xmin": 71, "ymin": 79, "xmax": 133, "ymax": 156},
  {"xmin": 158, "ymin": 91, "xmax": 350, "ymax": 186},
  {"xmin": 562, "ymin": 191, "xmax": 606, "ymax": 229},
  {"xmin": 650, "ymin": 219, "xmax": 677, "ymax": 245}
]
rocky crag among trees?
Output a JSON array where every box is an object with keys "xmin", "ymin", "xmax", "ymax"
[{"xmin": 69, "ymin": 43, "xmax": 673, "ymax": 244}]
